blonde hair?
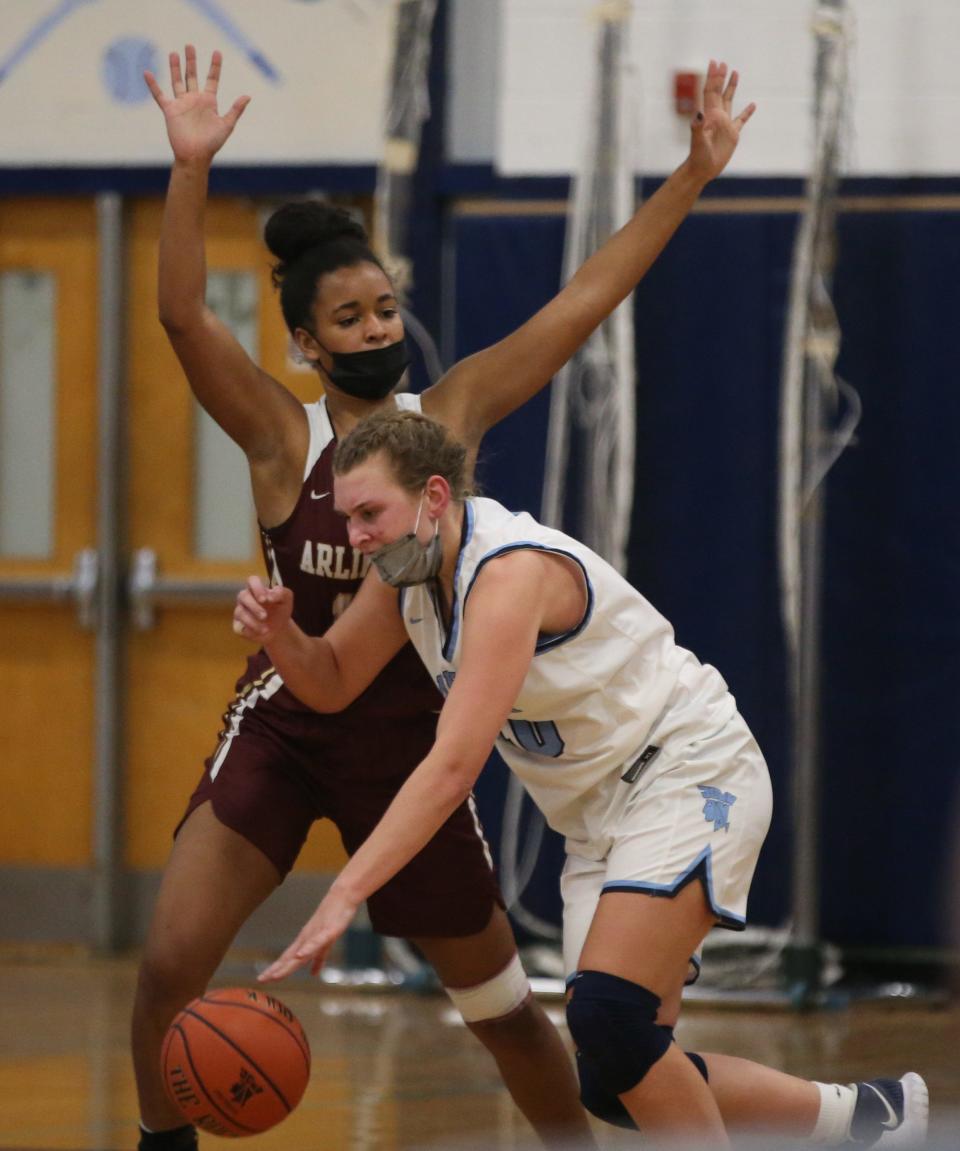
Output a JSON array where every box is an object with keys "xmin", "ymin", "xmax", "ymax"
[{"xmin": 333, "ymin": 409, "xmax": 468, "ymax": 499}]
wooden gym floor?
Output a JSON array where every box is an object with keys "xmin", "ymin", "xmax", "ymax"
[{"xmin": 0, "ymin": 948, "xmax": 957, "ymax": 1151}]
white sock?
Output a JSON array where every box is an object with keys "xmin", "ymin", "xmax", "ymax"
[{"xmin": 809, "ymin": 1082, "xmax": 857, "ymax": 1145}]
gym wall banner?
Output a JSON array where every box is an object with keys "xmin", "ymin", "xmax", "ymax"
[{"xmin": 0, "ymin": 0, "xmax": 397, "ymax": 167}]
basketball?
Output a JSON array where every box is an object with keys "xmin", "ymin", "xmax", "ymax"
[{"xmin": 161, "ymin": 988, "xmax": 311, "ymax": 1137}]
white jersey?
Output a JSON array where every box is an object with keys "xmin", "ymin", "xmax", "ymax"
[{"xmin": 399, "ymin": 497, "xmax": 737, "ymax": 858}]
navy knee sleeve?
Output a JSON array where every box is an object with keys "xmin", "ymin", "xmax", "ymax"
[
  {"xmin": 566, "ymin": 970, "xmax": 672, "ymax": 1097},
  {"xmin": 659, "ymin": 1026, "xmax": 709, "ymax": 1083},
  {"xmin": 576, "ymin": 1023, "xmax": 708, "ymax": 1129},
  {"xmin": 576, "ymin": 1051, "xmax": 638, "ymax": 1130},
  {"xmin": 686, "ymin": 1049, "xmax": 708, "ymax": 1082}
]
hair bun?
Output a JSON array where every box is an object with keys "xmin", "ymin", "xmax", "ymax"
[{"xmin": 263, "ymin": 201, "xmax": 369, "ymax": 267}]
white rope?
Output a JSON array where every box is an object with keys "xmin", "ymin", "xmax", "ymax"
[
  {"xmin": 541, "ymin": 4, "xmax": 636, "ymax": 573},
  {"xmin": 513, "ymin": 3, "xmax": 638, "ymax": 947},
  {"xmin": 373, "ymin": 0, "xmax": 438, "ymax": 292},
  {"xmin": 375, "ymin": 1, "xmax": 444, "ymax": 386},
  {"xmin": 778, "ymin": 1, "xmax": 860, "ymax": 666}
]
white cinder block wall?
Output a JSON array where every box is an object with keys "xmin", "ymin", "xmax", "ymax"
[{"xmin": 448, "ymin": 0, "xmax": 960, "ymax": 177}]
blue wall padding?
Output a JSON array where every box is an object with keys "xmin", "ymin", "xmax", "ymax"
[
  {"xmin": 449, "ymin": 198, "xmax": 959, "ymax": 949},
  {"xmin": 819, "ymin": 209, "xmax": 960, "ymax": 948}
]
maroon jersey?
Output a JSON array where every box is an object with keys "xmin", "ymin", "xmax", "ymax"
[
  {"xmin": 183, "ymin": 393, "xmax": 502, "ymax": 928},
  {"xmin": 249, "ymin": 392, "xmax": 441, "ymax": 722}
]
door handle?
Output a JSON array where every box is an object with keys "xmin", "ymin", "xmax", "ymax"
[
  {"xmin": 128, "ymin": 547, "xmax": 243, "ymax": 631},
  {"xmin": 0, "ymin": 548, "xmax": 99, "ymax": 629}
]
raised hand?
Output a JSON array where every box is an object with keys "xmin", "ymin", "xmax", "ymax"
[
  {"xmin": 233, "ymin": 575, "xmax": 294, "ymax": 644},
  {"xmin": 257, "ymin": 886, "xmax": 360, "ymax": 982},
  {"xmin": 144, "ymin": 44, "xmax": 250, "ymax": 165},
  {"xmin": 685, "ymin": 59, "xmax": 756, "ymax": 184}
]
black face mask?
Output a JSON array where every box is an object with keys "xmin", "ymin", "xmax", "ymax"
[{"xmin": 321, "ymin": 338, "xmax": 411, "ymax": 401}]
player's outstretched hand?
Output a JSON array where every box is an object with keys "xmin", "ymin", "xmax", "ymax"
[
  {"xmin": 685, "ymin": 59, "xmax": 756, "ymax": 185},
  {"xmin": 258, "ymin": 886, "xmax": 360, "ymax": 982},
  {"xmin": 233, "ymin": 575, "xmax": 294, "ymax": 644},
  {"xmin": 144, "ymin": 44, "xmax": 250, "ymax": 165}
]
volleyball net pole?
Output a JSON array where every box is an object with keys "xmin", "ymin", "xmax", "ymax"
[
  {"xmin": 374, "ymin": 0, "xmax": 444, "ymax": 385},
  {"xmin": 498, "ymin": 0, "xmax": 637, "ymax": 963},
  {"xmin": 540, "ymin": 0, "xmax": 636, "ymax": 571},
  {"xmin": 778, "ymin": 0, "xmax": 860, "ymax": 1006},
  {"xmin": 326, "ymin": 0, "xmax": 441, "ymax": 985},
  {"xmin": 536, "ymin": 0, "xmax": 865, "ymax": 1004},
  {"xmin": 330, "ymin": 0, "xmax": 867, "ymax": 997}
]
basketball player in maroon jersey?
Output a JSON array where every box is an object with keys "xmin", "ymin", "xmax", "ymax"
[{"xmin": 136, "ymin": 45, "xmax": 754, "ymax": 1151}]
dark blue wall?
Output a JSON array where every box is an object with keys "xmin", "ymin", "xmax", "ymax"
[
  {"xmin": 819, "ymin": 209, "xmax": 960, "ymax": 948},
  {"xmin": 450, "ymin": 197, "xmax": 960, "ymax": 951}
]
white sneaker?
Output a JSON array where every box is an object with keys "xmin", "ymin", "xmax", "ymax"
[{"xmin": 872, "ymin": 1072, "xmax": 929, "ymax": 1148}]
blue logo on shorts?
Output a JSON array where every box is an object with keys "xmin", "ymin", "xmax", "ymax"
[{"xmin": 698, "ymin": 785, "xmax": 736, "ymax": 832}]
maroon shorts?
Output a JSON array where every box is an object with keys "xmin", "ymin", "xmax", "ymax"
[{"xmin": 178, "ymin": 676, "xmax": 503, "ymax": 939}]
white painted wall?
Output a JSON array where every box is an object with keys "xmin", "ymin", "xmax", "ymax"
[
  {"xmin": 0, "ymin": 0, "xmax": 954, "ymax": 175},
  {"xmin": 449, "ymin": 0, "xmax": 960, "ymax": 177},
  {"xmin": 0, "ymin": 0, "xmax": 396, "ymax": 166},
  {"xmin": 446, "ymin": 0, "xmax": 501, "ymax": 162}
]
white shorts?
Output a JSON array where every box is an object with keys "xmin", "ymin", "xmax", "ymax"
[{"xmin": 560, "ymin": 710, "xmax": 773, "ymax": 978}]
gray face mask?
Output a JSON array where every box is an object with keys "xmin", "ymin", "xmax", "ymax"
[{"xmin": 370, "ymin": 493, "xmax": 442, "ymax": 588}]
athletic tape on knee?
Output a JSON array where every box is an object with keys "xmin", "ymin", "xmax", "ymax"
[
  {"xmin": 566, "ymin": 970, "xmax": 672, "ymax": 1097},
  {"xmin": 444, "ymin": 953, "xmax": 530, "ymax": 1023}
]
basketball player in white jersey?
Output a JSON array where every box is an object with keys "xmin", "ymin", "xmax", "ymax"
[{"xmin": 234, "ymin": 410, "xmax": 929, "ymax": 1147}]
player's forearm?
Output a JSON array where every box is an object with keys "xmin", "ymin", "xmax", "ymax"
[
  {"xmin": 158, "ymin": 159, "xmax": 213, "ymax": 331},
  {"xmin": 564, "ymin": 160, "xmax": 705, "ymax": 309},
  {"xmin": 264, "ymin": 625, "xmax": 350, "ymax": 713}
]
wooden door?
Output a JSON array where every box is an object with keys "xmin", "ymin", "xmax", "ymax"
[
  {"xmin": 124, "ymin": 197, "xmax": 348, "ymax": 877},
  {"xmin": 1, "ymin": 193, "xmax": 350, "ymax": 946},
  {"xmin": 0, "ymin": 200, "xmax": 99, "ymax": 875}
]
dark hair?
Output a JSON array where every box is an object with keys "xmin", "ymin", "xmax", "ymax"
[
  {"xmin": 333, "ymin": 410, "xmax": 468, "ymax": 501},
  {"xmin": 263, "ymin": 201, "xmax": 388, "ymax": 334}
]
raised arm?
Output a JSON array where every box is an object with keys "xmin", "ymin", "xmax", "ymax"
[
  {"xmin": 422, "ymin": 60, "xmax": 756, "ymax": 446},
  {"xmin": 145, "ymin": 46, "xmax": 308, "ymax": 522},
  {"xmin": 257, "ymin": 552, "xmax": 555, "ymax": 981},
  {"xmin": 233, "ymin": 572, "xmax": 408, "ymax": 711}
]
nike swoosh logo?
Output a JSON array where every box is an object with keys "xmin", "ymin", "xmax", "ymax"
[
  {"xmin": 310, "ymin": 490, "xmax": 330, "ymax": 500},
  {"xmin": 864, "ymin": 1083, "xmax": 900, "ymax": 1130},
  {"xmin": 408, "ymin": 617, "xmax": 423, "ymax": 624}
]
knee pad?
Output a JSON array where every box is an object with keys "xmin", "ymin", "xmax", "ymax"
[
  {"xmin": 576, "ymin": 1051, "xmax": 638, "ymax": 1130},
  {"xmin": 566, "ymin": 970, "xmax": 672, "ymax": 1097},
  {"xmin": 444, "ymin": 953, "xmax": 531, "ymax": 1023},
  {"xmin": 576, "ymin": 1022, "xmax": 708, "ymax": 1129},
  {"xmin": 659, "ymin": 1025, "xmax": 709, "ymax": 1083}
]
